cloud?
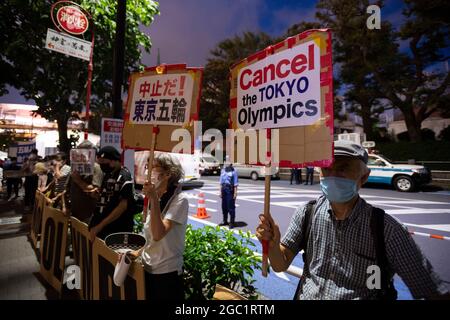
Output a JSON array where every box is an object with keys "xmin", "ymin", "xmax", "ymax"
[{"xmin": 141, "ymin": 0, "xmax": 265, "ymax": 67}]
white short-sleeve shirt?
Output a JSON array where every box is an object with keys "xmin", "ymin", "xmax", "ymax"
[{"xmin": 141, "ymin": 187, "xmax": 188, "ymax": 275}]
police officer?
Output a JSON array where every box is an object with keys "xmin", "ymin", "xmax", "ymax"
[{"xmin": 219, "ymin": 161, "xmax": 238, "ymax": 229}]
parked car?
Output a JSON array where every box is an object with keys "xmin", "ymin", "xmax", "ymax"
[
  {"xmin": 233, "ymin": 163, "xmax": 280, "ymax": 180},
  {"xmin": 366, "ymin": 153, "xmax": 431, "ymax": 192}
]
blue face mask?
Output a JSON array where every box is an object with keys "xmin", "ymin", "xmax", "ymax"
[{"xmin": 320, "ymin": 177, "xmax": 358, "ymax": 203}]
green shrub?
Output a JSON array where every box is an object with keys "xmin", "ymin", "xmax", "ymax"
[{"xmin": 183, "ymin": 225, "xmax": 261, "ymax": 300}]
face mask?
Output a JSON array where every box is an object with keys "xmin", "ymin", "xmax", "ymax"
[
  {"xmin": 100, "ymin": 163, "xmax": 113, "ymax": 173},
  {"xmin": 320, "ymin": 176, "xmax": 358, "ymax": 203}
]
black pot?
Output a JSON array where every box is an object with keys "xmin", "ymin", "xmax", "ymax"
[{"xmin": 104, "ymin": 232, "xmax": 146, "ymax": 253}]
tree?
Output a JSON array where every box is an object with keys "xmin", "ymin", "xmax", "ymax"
[
  {"xmin": 370, "ymin": 0, "xmax": 450, "ymax": 142},
  {"xmin": 315, "ymin": 0, "xmax": 396, "ymax": 140},
  {"xmin": 0, "ymin": 0, "xmax": 159, "ymax": 153},
  {"xmin": 200, "ymin": 32, "xmax": 273, "ymax": 134}
]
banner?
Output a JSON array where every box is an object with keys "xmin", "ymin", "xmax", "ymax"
[
  {"xmin": 92, "ymin": 239, "xmax": 146, "ymax": 300},
  {"xmin": 39, "ymin": 205, "xmax": 69, "ymax": 293},
  {"xmin": 30, "ymin": 191, "xmax": 46, "ymax": 249},
  {"xmin": 101, "ymin": 118, "xmax": 123, "ymax": 153},
  {"xmin": 229, "ymin": 29, "xmax": 334, "ymax": 167},
  {"xmin": 70, "ymin": 217, "xmax": 93, "ymax": 300},
  {"xmin": 70, "ymin": 148, "xmax": 96, "ymax": 175},
  {"xmin": 8, "ymin": 140, "xmax": 36, "ymax": 165},
  {"xmin": 123, "ymin": 64, "xmax": 203, "ymax": 153}
]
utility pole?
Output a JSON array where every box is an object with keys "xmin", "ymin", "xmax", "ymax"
[{"xmin": 112, "ymin": 0, "xmax": 126, "ymax": 119}]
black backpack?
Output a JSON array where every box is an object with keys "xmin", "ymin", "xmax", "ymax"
[{"xmin": 293, "ymin": 200, "xmax": 397, "ymax": 300}]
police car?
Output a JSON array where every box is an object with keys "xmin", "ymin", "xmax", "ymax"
[{"xmin": 366, "ymin": 151, "xmax": 431, "ymax": 192}]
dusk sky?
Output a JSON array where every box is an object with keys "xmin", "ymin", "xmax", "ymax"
[{"xmin": 0, "ymin": 0, "xmax": 405, "ymax": 105}]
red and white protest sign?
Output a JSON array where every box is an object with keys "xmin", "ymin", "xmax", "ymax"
[
  {"xmin": 128, "ymin": 73, "xmax": 194, "ymax": 126},
  {"xmin": 101, "ymin": 118, "xmax": 123, "ymax": 153},
  {"xmin": 237, "ymin": 40, "xmax": 321, "ymax": 130}
]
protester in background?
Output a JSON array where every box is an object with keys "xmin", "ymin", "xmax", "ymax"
[
  {"xmin": 305, "ymin": 166, "xmax": 315, "ymax": 185},
  {"xmin": 89, "ymin": 146, "xmax": 135, "ymax": 241},
  {"xmin": 5, "ymin": 157, "xmax": 21, "ymax": 201},
  {"xmin": 22, "ymin": 149, "xmax": 39, "ymax": 210},
  {"xmin": 33, "ymin": 161, "xmax": 49, "ymax": 192},
  {"xmin": 256, "ymin": 140, "xmax": 449, "ymax": 300},
  {"xmin": 127, "ymin": 153, "xmax": 188, "ymax": 301},
  {"xmin": 68, "ymin": 140, "xmax": 103, "ymax": 223},
  {"xmin": 52, "ymin": 153, "xmax": 71, "ymax": 195},
  {"xmin": 219, "ymin": 161, "xmax": 238, "ymax": 228},
  {"xmin": 290, "ymin": 168, "xmax": 296, "ymax": 185},
  {"xmin": 295, "ymin": 167, "xmax": 303, "ymax": 184}
]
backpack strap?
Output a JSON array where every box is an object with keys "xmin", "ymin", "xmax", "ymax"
[
  {"xmin": 293, "ymin": 199, "xmax": 317, "ymax": 300},
  {"xmin": 371, "ymin": 207, "xmax": 397, "ymax": 300}
]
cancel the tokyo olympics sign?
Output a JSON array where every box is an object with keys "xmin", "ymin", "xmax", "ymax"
[{"xmin": 237, "ymin": 40, "xmax": 321, "ymax": 130}]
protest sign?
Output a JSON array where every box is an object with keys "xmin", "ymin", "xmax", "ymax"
[
  {"xmin": 122, "ymin": 64, "xmax": 203, "ymax": 153},
  {"xmin": 70, "ymin": 148, "xmax": 96, "ymax": 175},
  {"xmin": 8, "ymin": 140, "xmax": 36, "ymax": 165},
  {"xmin": 229, "ymin": 29, "xmax": 334, "ymax": 276},
  {"xmin": 229, "ymin": 29, "xmax": 334, "ymax": 167},
  {"xmin": 39, "ymin": 204, "xmax": 69, "ymax": 292},
  {"xmin": 92, "ymin": 238, "xmax": 146, "ymax": 300},
  {"xmin": 101, "ymin": 117, "xmax": 123, "ymax": 153}
]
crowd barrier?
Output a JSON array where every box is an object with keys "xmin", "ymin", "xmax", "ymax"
[{"xmin": 30, "ymin": 191, "xmax": 146, "ymax": 299}]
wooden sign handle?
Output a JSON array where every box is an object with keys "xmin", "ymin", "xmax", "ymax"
[
  {"xmin": 262, "ymin": 128, "xmax": 271, "ymax": 277},
  {"xmin": 143, "ymin": 126, "xmax": 159, "ymax": 222}
]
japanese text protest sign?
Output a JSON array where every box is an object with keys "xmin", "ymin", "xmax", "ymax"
[
  {"xmin": 8, "ymin": 140, "xmax": 36, "ymax": 165},
  {"xmin": 123, "ymin": 64, "xmax": 203, "ymax": 153},
  {"xmin": 101, "ymin": 118, "xmax": 123, "ymax": 153},
  {"xmin": 70, "ymin": 148, "xmax": 96, "ymax": 175}
]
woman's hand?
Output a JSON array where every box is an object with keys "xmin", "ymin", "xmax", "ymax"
[{"xmin": 143, "ymin": 180, "xmax": 158, "ymax": 200}]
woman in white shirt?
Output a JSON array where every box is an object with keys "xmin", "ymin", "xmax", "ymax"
[{"xmin": 130, "ymin": 153, "xmax": 188, "ymax": 301}]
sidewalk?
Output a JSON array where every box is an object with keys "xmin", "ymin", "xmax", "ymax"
[{"xmin": 0, "ymin": 190, "xmax": 59, "ymax": 300}]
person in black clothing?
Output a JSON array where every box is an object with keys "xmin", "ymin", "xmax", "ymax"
[
  {"xmin": 295, "ymin": 168, "xmax": 303, "ymax": 184},
  {"xmin": 89, "ymin": 146, "xmax": 135, "ymax": 241},
  {"xmin": 290, "ymin": 168, "xmax": 296, "ymax": 185},
  {"xmin": 305, "ymin": 166, "xmax": 315, "ymax": 185},
  {"xmin": 5, "ymin": 157, "xmax": 21, "ymax": 200}
]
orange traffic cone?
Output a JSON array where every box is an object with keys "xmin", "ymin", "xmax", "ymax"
[{"xmin": 194, "ymin": 192, "xmax": 210, "ymax": 219}]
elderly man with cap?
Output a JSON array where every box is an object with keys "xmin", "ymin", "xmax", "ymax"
[
  {"xmin": 89, "ymin": 146, "xmax": 136, "ymax": 241},
  {"xmin": 256, "ymin": 140, "xmax": 449, "ymax": 300}
]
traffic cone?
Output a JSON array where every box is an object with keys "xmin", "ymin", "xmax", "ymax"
[{"xmin": 194, "ymin": 192, "xmax": 210, "ymax": 219}]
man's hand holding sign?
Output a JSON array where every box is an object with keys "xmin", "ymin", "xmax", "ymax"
[{"xmin": 229, "ymin": 29, "xmax": 334, "ymax": 276}]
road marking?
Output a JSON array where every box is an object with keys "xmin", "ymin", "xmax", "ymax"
[
  {"xmin": 405, "ymin": 223, "xmax": 450, "ymax": 233},
  {"xmin": 385, "ymin": 209, "xmax": 450, "ymax": 215}
]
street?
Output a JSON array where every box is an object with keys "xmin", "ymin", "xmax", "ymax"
[{"xmin": 185, "ymin": 176, "xmax": 450, "ymax": 299}]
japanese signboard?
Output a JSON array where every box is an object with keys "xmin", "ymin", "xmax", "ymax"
[
  {"xmin": 70, "ymin": 148, "xmax": 96, "ymax": 175},
  {"xmin": 101, "ymin": 118, "xmax": 123, "ymax": 153},
  {"xmin": 129, "ymin": 73, "xmax": 194, "ymax": 126},
  {"xmin": 56, "ymin": 5, "xmax": 89, "ymax": 35},
  {"xmin": 229, "ymin": 29, "xmax": 334, "ymax": 167},
  {"xmin": 45, "ymin": 28, "xmax": 92, "ymax": 61},
  {"xmin": 123, "ymin": 64, "xmax": 203, "ymax": 153}
]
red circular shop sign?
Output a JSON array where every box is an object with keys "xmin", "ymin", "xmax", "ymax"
[{"xmin": 56, "ymin": 5, "xmax": 89, "ymax": 35}]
